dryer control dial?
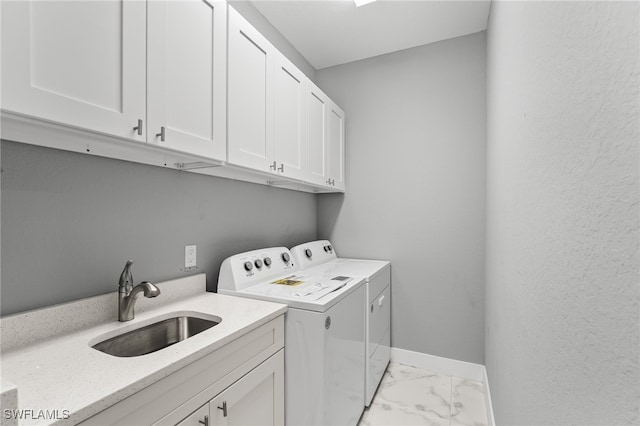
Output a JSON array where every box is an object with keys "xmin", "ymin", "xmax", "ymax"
[
  {"xmin": 281, "ymin": 252, "xmax": 290, "ymax": 263},
  {"xmin": 263, "ymin": 257, "xmax": 272, "ymax": 267},
  {"xmin": 305, "ymin": 248, "xmax": 313, "ymax": 258},
  {"xmin": 254, "ymin": 259, "xmax": 263, "ymax": 269},
  {"xmin": 243, "ymin": 261, "xmax": 253, "ymax": 271}
]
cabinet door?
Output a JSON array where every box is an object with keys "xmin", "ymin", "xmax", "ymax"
[
  {"xmin": 177, "ymin": 404, "xmax": 209, "ymax": 426},
  {"xmin": 306, "ymin": 83, "xmax": 329, "ymax": 186},
  {"xmin": 273, "ymin": 54, "xmax": 306, "ymax": 181},
  {"xmin": 209, "ymin": 350, "xmax": 284, "ymax": 426},
  {"xmin": 327, "ymin": 102, "xmax": 346, "ymax": 191},
  {"xmin": 227, "ymin": 6, "xmax": 274, "ymax": 171},
  {"xmin": 147, "ymin": 0, "xmax": 226, "ymax": 161},
  {"xmin": 0, "ymin": 0, "xmax": 146, "ymax": 141}
]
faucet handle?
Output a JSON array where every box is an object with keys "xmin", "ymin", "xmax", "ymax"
[{"xmin": 119, "ymin": 260, "xmax": 135, "ymax": 293}]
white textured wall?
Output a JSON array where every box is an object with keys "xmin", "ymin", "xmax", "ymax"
[
  {"xmin": 317, "ymin": 32, "xmax": 486, "ymax": 363},
  {"xmin": 486, "ymin": 1, "xmax": 639, "ymax": 424}
]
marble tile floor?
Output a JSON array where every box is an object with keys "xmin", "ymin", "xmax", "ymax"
[{"xmin": 358, "ymin": 362, "xmax": 489, "ymax": 426}]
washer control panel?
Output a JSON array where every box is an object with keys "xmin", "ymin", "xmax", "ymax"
[{"xmin": 218, "ymin": 247, "xmax": 296, "ymax": 292}]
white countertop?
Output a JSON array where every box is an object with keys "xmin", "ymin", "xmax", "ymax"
[{"xmin": 0, "ymin": 274, "xmax": 287, "ymax": 425}]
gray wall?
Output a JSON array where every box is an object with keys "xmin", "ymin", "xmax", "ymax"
[
  {"xmin": 228, "ymin": 0, "xmax": 317, "ymax": 82},
  {"xmin": 316, "ymin": 32, "xmax": 486, "ymax": 364},
  {"xmin": 1, "ymin": 141, "xmax": 316, "ymax": 315},
  {"xmin": 485, "ymin": 1, "xmax": 639, "ymax": 425}
]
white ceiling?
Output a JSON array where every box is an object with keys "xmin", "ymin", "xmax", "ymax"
[{"xmin": 251, "ymin": 0, "xmax": 491, "ymax": 70}]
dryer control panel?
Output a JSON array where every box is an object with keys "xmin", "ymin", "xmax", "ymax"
[
  {"xmin": 218, "ymin": 247, "xmax": 296, "ymax": 292},
  {"xmin": 291, "ymin": 240, "xmax": 338, "ymax": 269}
]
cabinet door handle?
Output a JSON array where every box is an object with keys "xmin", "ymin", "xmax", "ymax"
[
  {"xmin": 326, "ymin": 179, "xmax": 331, "ymax": 185},
  {"xmin": 156, "ymin": 126, "xmax": 165, "ymax": 142},
  {"xmin": 133, "ymin": 119, "xmax": 143, "ymax": 136},
  {"xmin": 270, "ymin": 161, "xmax": 277, "ymax": 171},
  {"xmin": 218, "ymin": 401, "xmax": 228, "ymax": 417},
  {"xmin": 278, "ymin": 163, "xmax": 284, "ymax": 173},
  {"xmin": 199, "ymin": 415, "xmax": 209, "ymax": 426}
]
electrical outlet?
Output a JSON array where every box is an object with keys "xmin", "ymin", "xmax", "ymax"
[{"xmin": 185, "ymin": 245, "xmax": 197, "ymax": 269}]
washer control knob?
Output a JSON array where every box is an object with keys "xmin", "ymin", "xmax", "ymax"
[
  {"xmin": 327, "ymin": 245, "xmax": 333, "ymax": 252},
  {"xmin": 264, "ymin": 257, "xmax": 272, "ymax": 267},
  {"xmin": 254, "ymin": 259, "xmax": 263, "ymax": 269},
  {"xmin": 324, "ymin": 245, "xmax": 329, "ymax": 252},
  {"xmin": 305, "ymin": 248, "xmax": 312, "ymax": 258},
  {"xmin": 281, "ymin": 252, "xmax": 291, "ymax": 263},
  {"xmin": 243, "ymin": 261, "xmax": 253, "ymax": 271}
]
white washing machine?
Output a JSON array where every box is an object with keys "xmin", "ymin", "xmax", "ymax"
[
  {"xmin": 217, "ymin": 247, "xmax": 366, "ymax": 426},
  {"xmin": 290, "ymin": 240, "xmax": 391, "ymax": 407}
]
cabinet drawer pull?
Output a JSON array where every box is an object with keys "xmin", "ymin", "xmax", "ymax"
[
  {"xmin": 156, "ymin": 126, "xmax": 165, "ymax": 142},
  {"xmin": 199, "ymin": 415, "xmax": 209, "ymax": 426},
  {"xmin": 133, "ymin": 119, "xmax": 143, "ymax": 136},
  {"xmin": 218, "ymin": 401, "xmax": 228, "ymax": 417}
]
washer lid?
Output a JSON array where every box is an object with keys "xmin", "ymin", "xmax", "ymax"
[
  {"xmin": 245, "ymin": 274, "xmax": 352, "ymax": 300},
  {"xmin": 223, "ymin": 274, "xmax": 366, "ymax": 312}
]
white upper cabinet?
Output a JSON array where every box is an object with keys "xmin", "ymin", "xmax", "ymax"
[
  {"xmin": 147, "ymin": 0, "xmax": 226, "ymax": 161},
  {"xmin": 327, "ymin": 101, "xmax": 346, "ymax": 191},
  {"xmin": 306, "ymin": 83, "xmax": 345, "ymax": 191},
  {"xmin": 306, "ymin": 83, "xmax": 329, "ymax": 187},
  {"xmin": 227, "ymin": 6, "xmax": 308, "ymax": 182},
  {"xmin": 1, "ymin": 0, "xmax": 226, "ymax": 162},
  {"xmin": 1, "ymin": 1, "xmax": 344, "ymax": 192},
  {"xmin": 273, "ymin": 55, "xmax": 307, "ymax": 181},
  {"xmin": 1, "ymin": 0, "xmax": 146, "ymax": 141},
  {"xmin": 227, "ymin": 6, "xmax": 275, "ymax": 171}
]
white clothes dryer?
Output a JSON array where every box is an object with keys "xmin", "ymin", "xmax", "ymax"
[
  {"xmin": 290, "ymin": 240, "xmax": 391, "ymax": 407},
  {"xmin": 217, "ymin": 247, "xmax": 366, "ymax": 426}
]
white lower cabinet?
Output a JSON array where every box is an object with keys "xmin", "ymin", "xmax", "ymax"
[
  {"xmin": 80, "ymin": 316, "xmax": 284, "ymax": 426},
  {"xmin": 177, "ymin": 405, "xmax": 210, "ymax": 426},
  {"xmin": 180, "ymin": 350, "xmax": 284, "ymax": 426}
]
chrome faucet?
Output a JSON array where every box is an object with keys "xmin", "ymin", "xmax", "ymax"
[{"xmin": 118, "ymin": 260, "xmax": 160, "ymax": 321}]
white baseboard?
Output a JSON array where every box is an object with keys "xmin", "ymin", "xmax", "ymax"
[
  {"xmin": 483, "ymin": 366, "xmax": 496, "ymax": 426},
  {"xmin": 390, "ymin": 347, "xmax": 485, "ymax": 381}
]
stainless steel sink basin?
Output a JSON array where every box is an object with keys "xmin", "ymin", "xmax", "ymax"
[{"xmin": 92, "ymin": 315, "xmax": 220, "ymax": 357}]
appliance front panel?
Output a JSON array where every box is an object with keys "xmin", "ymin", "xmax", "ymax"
[{"xmin": 324, "ymin": 284, "xmax": 366, "ymax": 426}]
